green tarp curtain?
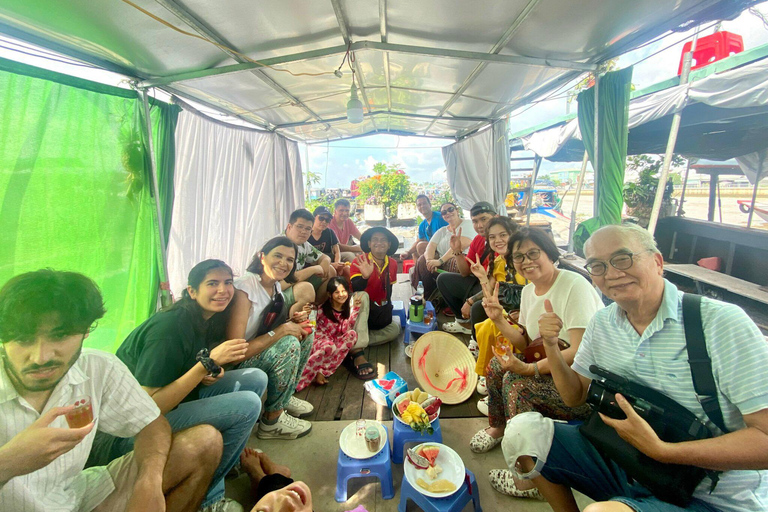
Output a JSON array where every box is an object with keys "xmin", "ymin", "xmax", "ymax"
[
  {"xmin": 0, "ymin": 57, "xmax": 179, "ymax": 352},
  {"xmin": 574, "ymin": 66, "xmax": 633, "ymax": 254}
]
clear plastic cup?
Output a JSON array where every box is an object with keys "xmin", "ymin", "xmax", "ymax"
[{"xmin": 65, "ymin": 396, "xmax": 93, "ymax": 428}]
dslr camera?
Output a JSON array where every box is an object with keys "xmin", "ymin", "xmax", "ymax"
[{"xmin": 586, "ymin": 365, "xmax": 664, "ymax": 420}]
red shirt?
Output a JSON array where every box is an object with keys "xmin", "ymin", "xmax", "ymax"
[
  {"xmin": 329, "ymin": 218, "xmax": 357, "ymax": 245},
  {"xmin": 350, "ymin": 253, "xmax": 397, "ymax": 304},
  {"xmin": 467, "ymin": 234, "xmax": 491, "ymax": 270}
]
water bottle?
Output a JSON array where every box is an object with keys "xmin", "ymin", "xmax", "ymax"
[{"xmin": 416, "ymin": 281, "xmax": 424, "ymax": 298}]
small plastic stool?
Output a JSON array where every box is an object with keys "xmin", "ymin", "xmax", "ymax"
[
  {"xmin": 402, "ymin": 259, "xmax": 416, "ymax": 274},
  {"xmin": 391, "ymin": 416, "xmax": 443, "ymax": 464},
  {"xmin": 336, "ymin": 427, "xmax": 395, "ymax": 502},
  {"xmin": 392, "ymin": 300, "xmax": 407, "ymax": 329},
  {"xmin": 398, "ymin": 468, "xmax": 481, "ymax": 512},
  {"xmin": 404, "ymin": 300, "xmax": 437, "ymax": 344}
]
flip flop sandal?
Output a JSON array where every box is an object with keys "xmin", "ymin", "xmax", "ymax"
[{"xmin": 344, "ymin": 353, "xmax": 376, "ymax": 381}]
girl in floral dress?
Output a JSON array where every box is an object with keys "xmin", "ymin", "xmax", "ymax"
[{"xmin": 296, "ymin": 277, "xmax": 360, "ymax": 390}]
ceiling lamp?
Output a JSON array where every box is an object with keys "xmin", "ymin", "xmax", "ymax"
[{"xmin": 346, "ymin": 78, "xmax": 364, "ymax": 124}]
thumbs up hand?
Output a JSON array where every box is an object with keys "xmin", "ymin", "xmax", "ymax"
[{"xmin": 538, "ymin": 299, "xmax": 563, "ymax": 347}]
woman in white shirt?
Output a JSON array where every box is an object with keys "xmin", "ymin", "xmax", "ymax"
[
  {"xmin": 469, "ymin": 227, "xmax": 603, "ymax": 499},
  {"xmin": 228, "ymin": 236, "xmax": 315, "ymax": 440},
  {"xmin": 410, "ymin": 202, "xmax": 476, "ymax": 299}
]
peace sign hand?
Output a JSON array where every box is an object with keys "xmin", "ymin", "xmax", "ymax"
[
  {"xmin": 448, "ymin": 226, "xmax": 463, "ymax": 253},
  {"xmin": 481, "ymin": 282, "xmax": 504, "ymax": 322},
  {"xmin": 465, "ymin": 254, "xmax": 486, "ymax": 281}
]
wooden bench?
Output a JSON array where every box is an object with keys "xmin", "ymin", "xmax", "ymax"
[{"xmin": 665, "ymin": 263, "xmax": 768, "ymax": 306}]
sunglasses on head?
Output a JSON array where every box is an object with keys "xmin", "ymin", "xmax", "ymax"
[{"xmin": 440, "ymin": 206, "xmax": 456, "ymax": 216}]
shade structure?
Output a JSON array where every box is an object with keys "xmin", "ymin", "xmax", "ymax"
[{"xmin": 0, "ymin": 0, "xmax": 756, "ymax": 142}]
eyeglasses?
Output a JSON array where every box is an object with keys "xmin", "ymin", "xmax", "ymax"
[
  {"xmin": 511, "ymin": 248, "xmax": 541, "ymax": 263},
  {"xmin": 440, "ymin": 206, "xmax": 456, "ymax": 216},
  {"xmin": 584, "ymin": 250, "xmax": 652, "ymax": 276}
]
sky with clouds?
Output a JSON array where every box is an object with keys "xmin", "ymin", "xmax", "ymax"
[{"xmin": 302, "ymin": 3, "xmax": 768, "ymax": 186}]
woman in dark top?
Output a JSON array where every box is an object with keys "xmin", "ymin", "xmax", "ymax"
[{"xmin": 114, "ymin": 259, "xmax": 268, "ymax": 512}]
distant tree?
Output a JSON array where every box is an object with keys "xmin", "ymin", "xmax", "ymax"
[{"xmin": 304, "ymin": 168, "xmax": 322, "ymax": 201}]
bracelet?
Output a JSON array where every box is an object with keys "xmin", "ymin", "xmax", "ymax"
[
  {"xmin": 196, "ymin": 348, "xmax": 222, "ymax": 377},
  {"xmin": 453, "ymin": 251, "xmax": 463, "ymax": 256},
  {"xmin": 533, "ymin": 362, "xmax": 541, "ymax": 379}
]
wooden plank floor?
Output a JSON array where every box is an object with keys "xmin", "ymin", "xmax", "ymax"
[{"xmin": 295, "ymin": 274, "xmax": 484, "ymax": 422}]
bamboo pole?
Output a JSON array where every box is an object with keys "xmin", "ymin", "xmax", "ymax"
[{"xmin": 567, "ymin": 151, "xmax": 590, "ymax": 254}]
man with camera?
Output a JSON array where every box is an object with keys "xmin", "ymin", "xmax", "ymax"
[{"xmin": 519, "ymin": 224, "xmax": 768, "ymax": 512}]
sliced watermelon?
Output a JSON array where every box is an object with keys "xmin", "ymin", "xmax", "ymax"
[
  {"xmin": 396, "ymin": 399, "xmax": 411, "ymax": 415},
  {"xmin": 417, "ymin": 445, "xmax": 440, "ymax": 467}
]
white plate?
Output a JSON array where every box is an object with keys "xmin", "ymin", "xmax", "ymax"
[
  {"xmin": 392, "ymin": 392, "xmax": 440, "ymax": 426},
  {"xmin": 404, "ymin": 443, "xmax": 465, "ymax": 498},
  {"xmin": 339, "ymin": 420, "xmax": 387, "ymax": 459}
]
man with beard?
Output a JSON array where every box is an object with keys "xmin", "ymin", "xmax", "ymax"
[{"xmin": 0, "ymin": 269, "xmax": 222, "ymax": 512}]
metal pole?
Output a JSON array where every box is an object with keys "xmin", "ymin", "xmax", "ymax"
[
  {"xmin": 676, "ymin": 159, "xmax": 692, "ymax": 216},
  {"xmin": 592, "ymin": 73, "xmax": 600, "ymax": 218},
  {"xmin": 140, "ymin": 89, "xmax": 173, "ymax": 308},
  {"xmin": 747, "ymin": 177, "xmax": 761, "ymax": 228},
  {"xmin": 526, "ymin": 155, "xmax": 542, "ymax": 226},
  {"xmin": 567, "ymin": 151, "xmax": 590, "ymax": 254},
  {"xmin": 648, "ymin": 29, "xmax": 700, "ymax": 235}
]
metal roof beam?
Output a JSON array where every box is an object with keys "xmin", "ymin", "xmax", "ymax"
[
  {"xmin": 152, "ymin": 0, "xmax": 339, "ymax": 135},
  {"xmin": 424, "ymin": 0, "xmax": 543, "ymax": 135},
  {"xmin": 329, "ymin": 0, "xmax": 379, "ymax": 132},
  {"xmin": 379, "ymin": 0, "xmax": 393, "ymax": 114},
  {"xmin": 276, "ymin": 110, "xmax": 491, "ymax": 129}
]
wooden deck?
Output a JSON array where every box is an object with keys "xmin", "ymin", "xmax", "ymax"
[{"xmin": 295, "ymin": 274, "xmax": 484, "ymax": 422}]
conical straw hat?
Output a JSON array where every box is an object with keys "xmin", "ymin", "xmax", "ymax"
[{"xmin": 410, "ymin": 331, "xmax": 478, "ymax": 405}]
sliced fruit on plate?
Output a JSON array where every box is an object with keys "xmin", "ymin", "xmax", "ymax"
[
  {"xmin": 406, "ymin": 447, "xmax": 430, "ymax": 469},
  {"xmin": 416, "ymin": 478, "xmax": 457, "ymax": 493},
  {"xmin": 425, "ymin": 464, "xmax": 443, "ymax": 480},
  {"xmin": 396, "ymin": 398, "xmax": 411, "ymax": 415},
  {"xmin": 417, "ymin": 445, "xmax": 440, "ymax": 467}
]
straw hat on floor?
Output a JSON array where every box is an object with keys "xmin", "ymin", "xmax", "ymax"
[{"xmin": 410, "ymin": 331, "xmax": 477, "ymax": 404}]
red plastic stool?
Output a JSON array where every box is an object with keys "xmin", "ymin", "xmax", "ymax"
[
  {"xmin": 402, "ymin": 259, "xmax": 416, "ymax": 274},
  {"xmin": 678, "ymin": 31, "xmax": 743, "ymax": 75}
]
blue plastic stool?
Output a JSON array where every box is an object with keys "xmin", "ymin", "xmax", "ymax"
[
  {"xmin": 399, "ymin": 468, "xmax": 481, "ymax": 512},
  {"xmin": 335, "ymin": 426, "xmax": 395, "ymax": 502},
  {"xmin": 391, "ymin": 416, "xmax": 443, "ymax": 464},
  {"xmin": 392, "ymin": 300, "xmax": 407, "ymax": 329},
  {"xmin": 404, "ymin": 300, "xmax": 437, "ymax": 344}
]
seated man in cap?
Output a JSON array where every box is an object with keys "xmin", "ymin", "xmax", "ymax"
[
  {"xmin": 519, "ymin": 223, "xmax": 768, "ymax": 512},
  {"xmin": 437, "ymin": 201, "xmax": 498, "ymax": 336},
  {"xmin": 401, "ymin": 194, "xmax": 448, "ymax": 262},
  {"xmin": 283, "ymin": 208, "xmax": 335, "ymax": 305},
  {"xmin": 347, "ymin": 227, "xmax": 401, "ymax": 379},
  {"xmin": 308, "ymin": 206, "xmax": 347, "ymax": 280},
  {"xmin": 0, "ymin": 270, "xmax": 221, "ymax": 512},
  {"xmin": 329, "ymin": 199, "xmax": 363, "ymax": 263}
]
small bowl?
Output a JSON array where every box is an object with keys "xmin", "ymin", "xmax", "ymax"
[{"xmin": 392, "ymin": 392, "xmax": 440, "ymax": 426}]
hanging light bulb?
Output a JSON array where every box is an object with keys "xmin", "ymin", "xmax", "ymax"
[{"xmin": 346, "ymin": 77, "xmax": 364, "ymax": 124}]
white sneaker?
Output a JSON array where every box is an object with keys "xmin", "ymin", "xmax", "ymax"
[
  {"xmin": 286, "ymin": 396, "xmax": 313, "ymax": 418},
  {"xmin": 476, "ymin": 376, "xmax": 487, "ymax": 395},
  {"xmin": 257, "ymin": 411, "xmax": 312, "ymax": 440},
  {"xmin": 468, "ymin": 337, "xmax": 479, "ymax": 359},
  {"xmin": 200, "ymin": 498, "xmax": 244, "ymax": 512},
  {"xmin": 477, "ymin": 396, "xmax": 489, "ymax": 416},
  {"xmin": 442, "ymin": 321, "xmax": 471, "ymax": 335}
]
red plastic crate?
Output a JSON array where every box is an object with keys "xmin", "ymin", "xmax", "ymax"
[{"xmin": 678, "ymin": 31, "xmax": 744, "ymax": 75}]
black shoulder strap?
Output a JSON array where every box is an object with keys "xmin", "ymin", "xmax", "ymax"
[{"xmin": 682, "ymin": 293, "xmax": 728, "ymax": 434}]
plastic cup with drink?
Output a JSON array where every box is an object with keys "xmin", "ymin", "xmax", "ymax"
[
  {"xmin": 493, "ymin": 333, "xmax": 511, "ymax": 362},
  {"xmin": 65, "ymin": 396, "xmax": 94, "ymax": 428}
]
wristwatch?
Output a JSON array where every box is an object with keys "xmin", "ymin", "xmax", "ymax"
[{"xmin": 196, "ymin": 348, "xmax": 222, "ymax": 377}]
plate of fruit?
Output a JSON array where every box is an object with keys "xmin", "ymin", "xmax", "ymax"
[
  {"xmin": 392, "ymin": 388, "xmax": 441, "ymax": 434},
  {"xmin": 404, "ymin": 442, "xmax": 465, "ymax": 498}
]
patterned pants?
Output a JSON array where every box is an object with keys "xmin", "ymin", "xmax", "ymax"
[
  {"xmin": 486, "ymin": 356, "xmax": 591, "ymax": 429},
  {"xmin": 237, "ymin": 333, "xmax": 313, "ymax": 412}
]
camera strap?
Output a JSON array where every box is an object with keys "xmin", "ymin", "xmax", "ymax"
[{"xmin": 682, "ymin": 294, "xmax": 728, "ymax": 435}]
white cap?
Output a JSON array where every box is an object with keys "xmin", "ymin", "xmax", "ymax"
[{"xmin": 501, "ymin": 412, "xmax": 555, "ymax": 480}]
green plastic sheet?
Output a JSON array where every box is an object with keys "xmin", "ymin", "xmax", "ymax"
[
  {"xmin": 0, "ymin": 58, "xmax": 179, "ymax": 352},
  {"xmin": 574, "ymin": 67, "xmax": 633, "ymax": 254}
]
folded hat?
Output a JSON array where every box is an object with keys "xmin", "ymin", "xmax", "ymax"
[{"xmin": 501, "ymin": 412, "xmax": 555, "ymax": 480}]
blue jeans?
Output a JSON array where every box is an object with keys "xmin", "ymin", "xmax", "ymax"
[
  {"xmin": 111, "ymin": 368, "xmax": 267, "ymax": 507},
  {"xmin": 539, "ymin": 423, "xmax": 722, "ymax": 512}
]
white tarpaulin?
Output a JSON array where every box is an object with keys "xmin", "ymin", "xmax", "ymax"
[
  {"xmin": 167, "ymin": 109, "xmax": 303, "ymax": 295},
  {"xmin": 443, "ymin": 119, "xmax": 509, "ymax": 214},
  {"xmin": 521, "ymin": 56, "xmax": 768, "ymax": 158},
  {"xmin": 736, "ymin": 150, "xmax": 768, "ymax": 184}
]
